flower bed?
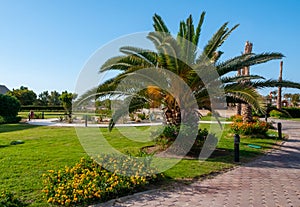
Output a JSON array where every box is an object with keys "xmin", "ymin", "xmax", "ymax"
[
  {"xmin": 43, "ymin": 155, "xmax": 163, "ymax": 206},
  {"xmin": 230, "ymin": 115, "xmax": 270, "ymax": 135}
]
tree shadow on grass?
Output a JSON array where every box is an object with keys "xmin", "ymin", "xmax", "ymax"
[
  {"xmin": 0, "ymin": 144, "xmax": 9, "ymax": 148},
  {"xmin": 0, "ymin": 123, "xmax": 41, "ymax": 134},
  {"xmin": 206, "ymin": 147, "xmax": 264, "ymax": 164}
]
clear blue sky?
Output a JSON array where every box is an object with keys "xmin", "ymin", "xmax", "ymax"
[{"xmin": 1, "ymin": 0, "xmax": 300, "ymax": 95}]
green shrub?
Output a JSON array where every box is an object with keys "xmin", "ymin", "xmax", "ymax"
[
  {"xmin": 0, "ymin": 190, "xmax": 27, "ymax": 207},
  {"xmin": 206, "ymin": 112, "xmax": 212, "ymax": 116},
  {"xmin": 0, "ymin": 115, "xmax": 22, "ymax": 124},
  {"xmin": 153, "ymin": 125, "xmax": 210, "ymax": 155},
  {"xmin": 161, "ymin": 125, "xmax": 178, "ymax": 140},
  {"xmin": 269, "ymin": 110, "xmax": 289, "ymax": 118},
  {"xmin": 0, "ymin": 94, "xmax": 21, "ymax": 119},
  {"xmin": 206, "ymin": 111, "xmax": 220, "ymax": 117},
  {"xmin": 42, "ymin": 156, "xmax": 163, "ymax": 206},
  {"xmin": 188, "ymin": 128, "xmax": 209, "ymax": 155},
  {"xmin": 33, "ymin": 112, "xmax": 43, "ymax": 119},
  {"xmin": 137, "ymin": 113, "xmax": 147, "ymax": 120},
  {"xmin": 0, "ymin": 116, "xmax": 5, "ymax": 124},
  {"xmin": 282, "ymin": 107, "xmax": 300, "ymax": 118}
]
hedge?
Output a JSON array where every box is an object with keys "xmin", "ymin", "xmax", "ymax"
[
  {"xmin": 282, "ymin": 107, "xmax": 300, "ymax": 118},
  {"xmin": 20, "ymin": 106, "xmax": 64, "ymax": 112}
]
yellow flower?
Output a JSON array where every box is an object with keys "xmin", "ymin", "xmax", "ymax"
[{"xmin": 47, "ymin": 197, "xmax": 53, "ymax": 203}]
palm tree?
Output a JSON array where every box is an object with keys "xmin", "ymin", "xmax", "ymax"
[{"xmin": 77, "ymin": 12, "xmax": 300, "ymax": 129}]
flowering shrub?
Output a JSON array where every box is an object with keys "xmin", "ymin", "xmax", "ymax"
[
  {"xmin": 230, "ymin": 115, "xmax": 270, "ymax": 135},
  {"xmin": 42, "ymin": 155, "xmax": 163, "ymax": 206}
]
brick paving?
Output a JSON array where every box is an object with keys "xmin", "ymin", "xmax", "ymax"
[{"xmin": 95, "ymin": 120, "xmax": 300, "ymax": 207}]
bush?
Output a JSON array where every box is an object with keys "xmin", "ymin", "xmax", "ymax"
[
  {"xmin": 137, "ymin": 113, "xmax": 147, "ymax": 120},
  {"xmin": 269, "ymin": 110, "xmax": 289, "ymax": 118},
  {"xmin": 0, "ymin": 94, "xmax": 21, "ymax": 124},
  {"xmin": 230, "ymin": 117, "xmax": 270, "ymax": 135},
  {"xmin": 0, "ymin": 115, "xmax": 22, "ymax": 124},
  {"xmin": 0, "ymin": 190, "xmax": 27, "ymax": 207},
  {"xmin": 282, "ymin": 107, "xmax": 300, "ymax": 118},
  {"xmin": 43, "ymin": 156, "xmax": 163, "ymax": 206},
  {"xmin": 0, "ymin": 94, "xmax": 20, "ymax": 118},
  {"xmin": 188, "ymin": 128, "xmax": 209, "ymax": 155},
  {"xmin": 206, "ymin": 111, "xmax": 220, "ymax": 117},
  {"xmin": 0, "ymin": 116, "xmax": 5, "ymax": 124},
  {"xmin": 228, "ymin": 114, "xmax": 243, "ymax": 122},
  {"xmin": 153, "ymin": 125, "xmax": 210, "ymax": 155},
  {"xmin": 33, "ymin": 112, "xmax": 43, "ymax": 119}
]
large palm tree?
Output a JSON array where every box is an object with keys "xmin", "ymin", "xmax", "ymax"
[{"xmin": 76, "ymin": 12, "xmax": 300, "ymax": 129}]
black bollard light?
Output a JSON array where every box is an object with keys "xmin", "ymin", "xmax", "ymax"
[
  {"xmin": 234, "ymin": 134, "xmax": 240, "ymax": 162},
  {"xmin": 265, "ymin": 113, "xmax": 268, "ymax": 122},
  {"xmin": 42, "ymin": 111, "xmax": 44, "ymax": 119},
  {"xmin": 277, "ymin": 122, "xmax": 282, "ymax": 139},
  {"xmin": 85, "ymin": 115, "xmax": 88, "ymax": 127}
]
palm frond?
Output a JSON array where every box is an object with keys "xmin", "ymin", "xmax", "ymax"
[
  {"xmin": 153, "ymin": 14, "xmax": 170, "ymax": 34},
  {"xmin": 217, "ymin": 52, "xmax": 284, "ymax": 76},
  {"xmin": 250, "ymin": 79, "xmax": 300, "ymax": 89},
  {"xmin": 193, "ymin": 11, "xmax": 205, "ymax": 46},
  {"xmin": 158, "ymin": 37, "xmax": 180, "ymax": 73},
  {"xmin": 224, "ymin": 83, "xmax": 265, "ymax": 113},
  {"xmin": 197, "ymin": 23, "xmax": 239, "ymax": 62},
  {"xmin": 147, "ymin": 31, "xmax": 165, "ymax": 50},
  {"xmin": 120, "ymin": 46, "xmax": 158, "ymax": 67},
  {"xmin": 221, "ymin": 75, "xmax": 265, "ymax": 84},
  {"xmin": 100, "ymin": 56, "xmax": 129, "ymax": 72}
]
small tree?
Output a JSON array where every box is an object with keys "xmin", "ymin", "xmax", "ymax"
[
  {"xmin": 6, "ymin": 86, "xmax": 37, "ymax": 105},
  {"xmin": 0, "ymin": 94, "xmax": 21, "ymax": 123},
  {"xmin": 37, "ymin": 91, "xmax": 50, "ymax": 106},
  {"xmin": 59, "ymin": 91, "xmax": 77, "ymax": 120},
  {"xmin": 49, "ymin": 91, "xmax": 62, "ymax": 106}
]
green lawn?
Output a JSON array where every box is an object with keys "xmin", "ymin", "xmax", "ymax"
[
  {"xmin": 0, "ymin": 123, "xmax": 280, "ymax": 206},
  {"xmin": 285, "ymin": 118, "xmax": 300, "ymax": 121}
]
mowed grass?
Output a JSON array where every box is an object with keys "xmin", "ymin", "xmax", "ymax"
[
  {"xmin": 0, "ymin": 123, "xmax": 280, "ymax": 206},
  {"xmin": 0, "ymin": 124, "xmax": 85, "ymax": 205},
  {"xmin": 0, "ymin": 124, "xmax": 154, "ymax": 206}
]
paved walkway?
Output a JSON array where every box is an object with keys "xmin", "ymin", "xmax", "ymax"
[{"xmin": 95, "ymin": 119, "xmax": 300, "ymax": 207}]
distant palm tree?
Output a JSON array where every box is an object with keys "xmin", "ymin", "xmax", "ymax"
[
  {"xmin": 77, "ymin": 12, "xmax": 300, "ymax": 128},
  {"xmin": 291, "ymin": 94, "xmax": 300, "ymax": 107},
  {"xmin": 284, "ymin": 93, "xmax": 292, "ymax": 106}
]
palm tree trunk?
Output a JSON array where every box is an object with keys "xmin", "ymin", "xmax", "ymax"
[
  {"xmin": 236, "ymin": 69, "xmax": 242, "ymax": 115},
  {"xmin": 236, "ymin": 104, "xmax": 242, "ymax": 115},
  {"xmin": 277, "ymin": 61, "xmax": 283, "ymax": 109},
  {"xmin": 242, "ymin": 41, "xmax": 253, "ymax": 123}
]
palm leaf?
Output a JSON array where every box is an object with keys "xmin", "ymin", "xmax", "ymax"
[
  {"xmin": 153, "ymin": 14, "xmax": 170, "ymax": 34},
  {"xmin": 217, "ymin": 52, "xmax": 284, "ymax": 76},
  {"xmin": 193, "ymin": 11, "xmax": 205, "ymax": 46},
  {"xmin": 250, "ymin": 79, "xmax": 300, "ymax": 89}
]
